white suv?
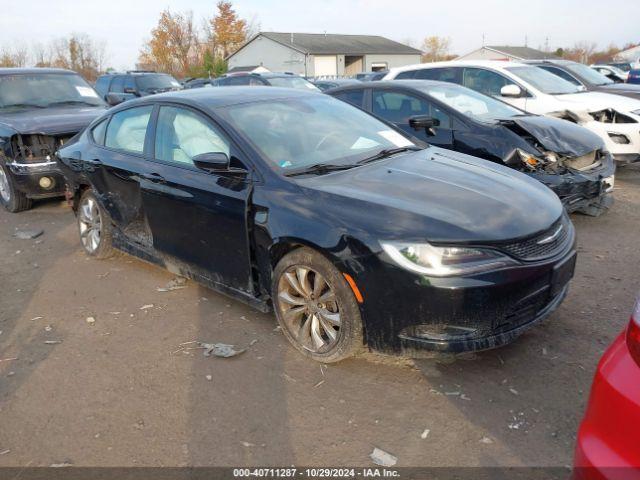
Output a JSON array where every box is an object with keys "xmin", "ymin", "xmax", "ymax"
[{"xmin": 384, "ymin": 60, "xmax": 640, "ymax": 164}]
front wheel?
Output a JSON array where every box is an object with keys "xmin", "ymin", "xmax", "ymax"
[
  {"xmin": 0, "ymin": 164, "xmax": 32, "ymax": 213},
  {"xmin": 272, "ymin": 247, "xmax": 363, "ymax": 363},
  {"xmin": 77, "ymin": 189, "xmax": 115, "ymax": 259}
]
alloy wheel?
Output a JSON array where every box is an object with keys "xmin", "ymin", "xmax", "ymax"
[
  {"xmin": 277, "ymin": 266, "xmax": 342, "ymax": 353},
  {"xmin": 0, "ymin": 167, "xmax": 11, "ymax": 203},
  {"xmin": 78, "ymin": 195, "xmax": 102, "ymax": 253}
]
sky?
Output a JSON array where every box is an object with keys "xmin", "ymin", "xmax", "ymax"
[{"xmin": 1, "ymin": 0, "xmax": 639, "ymax": 69}]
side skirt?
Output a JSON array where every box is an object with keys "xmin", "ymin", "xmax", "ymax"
[{"xmin": 112, "ymin": 231, "xmax": 271, "ymax": 314}]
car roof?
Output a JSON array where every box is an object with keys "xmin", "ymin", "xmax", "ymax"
[
  {"xmin": 387, "ymin": 59, "xmax": 530, "ymax": 76},
  {"xmin": 327, "ymin": 79, "xmax": 453, "ymax": 92},
  {"xmin": 111, "ymin": 86, "xmax": 321, "ymax": 110},
  {"xmin": 524, "ymin": 59, "xmax": 575, "ymax": 66},
  {"xmin": 0, "ymin": 67, "xmax": 77, "ymax": 75}
]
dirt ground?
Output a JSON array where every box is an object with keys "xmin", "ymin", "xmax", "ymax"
[{"xmin": 0, "ymin": 165, "xmax": 638, "ymax": 469}]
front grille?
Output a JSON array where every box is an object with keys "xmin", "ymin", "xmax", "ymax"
[{"xmin": 499, "ymin": 216, "xmax": 572, "ymax": 261}]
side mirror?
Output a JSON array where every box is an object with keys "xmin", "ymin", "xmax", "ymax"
[
  {"xmin": 193, "ymin": 152, "xmax": 230, "ymax": 172},
  {"xmin": 123, "ymin": 87, "xmax": 137, "ymax": 95},
  {"xmin": 500, "ymin": 84, "xmax": 522, "ymax": 98},
  {"xmin": 105, "ymin": 92, "xmax": 126, "ymax": 106},
  {"xmin": 408, "ymin": 115, "xmax": 440, "ymax": 136}
]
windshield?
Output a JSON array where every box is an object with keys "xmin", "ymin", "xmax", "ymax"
[
  {"xmin": 221, "ymin": 95, "xmax": 418, "ymax": 172},
  {"xmin": 266, "ymin": 76, "xmax": 320, "ymax": 91},
  {"xmin": 506, "ymin": 66, "xmax": 581, "ymax": 95},
  {"xmin": 0, "ymin": 73, "xmax": 105, "ymax": 110},
  {"xmin": 419, "ymin": 83, "xmax": 522, "ymax": 122},
  {"xmin": 566, "ymin": 63, "xmax": 613, "ymax": 86},
  {"xmin": 136, "ymin": 74, "xmax": 181, "ymax": 91}
]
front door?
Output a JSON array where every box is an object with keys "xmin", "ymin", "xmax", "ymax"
[
  {"xmin": 140, "ymin": 104, "xmax": 253, "ymax": 293},
  {"xmin": 371, "ymin": 89, "xmax": 454, "ymax": 147}
]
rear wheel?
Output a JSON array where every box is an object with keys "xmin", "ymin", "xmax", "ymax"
[
  {"xmin": 0, "ymin": 164, "xmax": 32, "ymax": 213},
  {"xmin": 272, "ymin": 247, "xmax": 363, "ymax": 363},
  {"xmin": 77, "ymin": 189, "xmax": 115, "ymax": 259}
]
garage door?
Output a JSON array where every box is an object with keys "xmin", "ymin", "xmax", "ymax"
[{"xmin": 314, "ymin": 56, "xmax": 337, "ymax": 76}]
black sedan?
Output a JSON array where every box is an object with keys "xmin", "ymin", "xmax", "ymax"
[
  {"xmin": 56, "ymin": 87, "xmax": 576, "ymax": 362},
  {"xmin": 328, "ymin": 80, "xmax": 615, "ymax": 216}
]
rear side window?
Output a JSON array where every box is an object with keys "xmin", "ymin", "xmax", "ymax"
[
  {"xmin": 372, "ymin": 90, "xmax": 451, "ymax": 128},
  {"xmin": 91, "ymin": 119, "xmax": 108, "ymax": 145},
  {"xmin": 110, "ymin": 76, "xmax": 124, "ymax": 93},
  {"xmin": 395, "ymin": 70, "xmax": 416, "ymax": 79},
  {"xmin": 462, "ymin": 68, "xmax": 516, "ymax": 96},
  {"xmin": 414, "ymin": 68, "xmax": 459, "ymax": 83},
  {"xmin": 94, "ymin": 76, "xmax": 110, "ymax": 97},
  {"xmin": 225, "ymin": 76, "xmax": 251, "ymax": 86},
  {"xmin": 105, "ymin": 106, "xmax": 153, "ymax": 154},
  {"xmin": 332, "ymin": 89, "xmax": 364, "ymax": 108}
]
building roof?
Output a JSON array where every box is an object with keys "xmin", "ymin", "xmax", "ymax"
[
  {"xmin": 482, "ymin": 46, "xmax": 559, "ymax": 60},
  {"xmin": 252, "ymin": 32, "xmax": 423, "ymax": 56}
]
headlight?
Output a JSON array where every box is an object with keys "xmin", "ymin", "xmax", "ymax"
[
  {"xmin": 381, "ymin": 241, "xmax": 518, "ymax": 277},
  {"xmin": 516, "ymin": 148, "xmax": 547, "ymax": 169}
]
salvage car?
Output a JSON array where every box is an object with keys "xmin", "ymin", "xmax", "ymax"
[
  {"xmin": 328, "ymin": 80, "xmax": 615, "ymax": 216},
  {"xmin": 0, "ymin": 68, "xmax": 106, "ymax": 212},
  {"xmin": 56, "ymin": 87, "xmax": 576, "ymax": 362},
  {"xmin": 384, "ymin": 61, "xmax": 640, "ymax": 165},
  {"xmin": 527, "ymin": 60, "xmax": 640, "ymax": 100},
  {"xmin": 573, "ymin": 296, "xmax": 640, "ymax": 478},
  {"xmin": 590, "ymin": 64, "xmax": 628, "ymax": 83}
]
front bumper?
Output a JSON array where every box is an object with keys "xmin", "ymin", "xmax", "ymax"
[
  {"xmin": 582, "ymin": 121, "xmax": 640, "ymax": 164},
  {"xmin": 531, "ymin": 154, "xmax": 616, "ymax": 216},
  {"xmin": 573, "ymin": 333, "xmax": 640, "ymax": 478},
  {"xmin": 6, "ymin": 160, "xmax": 66, "ymax": 198},
  {"xmin": 356, "ymin": 235, "xmax": 577, "ymax": 355}
]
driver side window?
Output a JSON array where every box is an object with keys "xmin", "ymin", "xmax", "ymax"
[{"xmin": 154, "ymin": 106, "xmax": 230, "ymax": 166}]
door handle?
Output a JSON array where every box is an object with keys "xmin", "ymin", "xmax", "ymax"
[
  {"xmin": 139, "ymin": 172, "xmax": 166, "ymax": 184},
  {"xmin": 85, "ymin": 158, "xmax": 102, "ymax": 166}
]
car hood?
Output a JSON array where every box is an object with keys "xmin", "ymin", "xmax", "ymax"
[
  {"xmin": 553, "ymin": 91, "xmax": 640, "ymax": 114},
  {"xmin": 499, "ymin": 115, "xmax": 604, "ymax": 157},
  {"xmin": 0, "ymin": 106, "xmax": 106, "ymax": 136},
  {"xmin": 299, "ymin": 147, "xmax": 563, "ymax": 244}
]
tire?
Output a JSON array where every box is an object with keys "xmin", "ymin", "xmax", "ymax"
[
  {"xmin": 77, "ymin": 189, "xmax": 116, "ymax": 259},
  {"xmin": 272, "ymin": 247, "xmax": 363, "ymax": 363},
  {"xmin": 0, "ymin": 164, "xmax": 32, "ymax": 213}
]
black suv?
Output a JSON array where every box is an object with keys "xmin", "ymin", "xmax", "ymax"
[
  {"xmin": 0, "ymin": 68, "xmax": 106, "ymax": 212},
  {"xmin": 94, "ymin": 71, "xmax": 182, "ymax": 105},
  {"xmin": 211, "ymin": 72, "xmax": 320, "ymax": 91}
]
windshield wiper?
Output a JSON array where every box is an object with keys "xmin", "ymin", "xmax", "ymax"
[
  {"xmin": 284, "ymin": 163, "xmax": 359, "ymax": 177},
  {"xmin": 0, "ymin": 103, "xmax": 46, "ymax": 109},
  {"xmin": 357, "ymin": 146, "xmax": 422, "ymax": 165},
  {"xmin": 48, "ymin": 100, "xmax": 101, "ymax": 107}
]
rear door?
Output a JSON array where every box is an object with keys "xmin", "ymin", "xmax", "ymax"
[
  {"xmin": 84, "ymin": 105, "xmax": 155, "ymax": 246},
  {"xmin": 140, "ymin": 104, "xmax": 254, "ymax": 293},
  {"xmin": 370, "ymin": 89, "xmax": 453, "ymax": 147}
]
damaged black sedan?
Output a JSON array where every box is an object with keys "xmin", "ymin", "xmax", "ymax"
[
  {"xmin": 328, "ymin": 80, "xmax": 615, "ymax": 216},
  {"xmin": 0, "ymin": 68, "xmax": 106, "ymax": 212},
  {"xmin": 57, "ymin": 87, "xmax": 576, "ymax": 362}
]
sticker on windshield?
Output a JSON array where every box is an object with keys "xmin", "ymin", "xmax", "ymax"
[
  {"xmin": 75, "ymin": 86, "xmax": 99, "ymax": 98},
  {"xmin": 351, "ymin": 137, "xmax": 380, "ymax": 150},
  {"xmin": 378, "ymin": 130, "xmax": 414, "ymax": 148}
]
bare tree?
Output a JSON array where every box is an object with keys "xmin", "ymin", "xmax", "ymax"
[{"xmin": 0, "ymin": 43, "xmax": 28, "ymax": 67}]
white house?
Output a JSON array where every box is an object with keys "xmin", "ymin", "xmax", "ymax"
[
  {"xmin": 456, "ymin": 46, "xmax": 558, "ymax": 62},
  {"xmin": 226, "ymin": 32, "xmax": 423, "ymax": 77},
  {"xmin": 615, "ymin": 45, "xmax": 640, "ymax": 66}
]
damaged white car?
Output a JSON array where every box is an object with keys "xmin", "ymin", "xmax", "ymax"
[{"xmin": 384, "ymin": 60, "xmax": 640, "ymax": 165}]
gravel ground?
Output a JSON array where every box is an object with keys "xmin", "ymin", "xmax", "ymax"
[{"xmin": 0, "ymin": 165, "xmax": 638, "ymax": 468}]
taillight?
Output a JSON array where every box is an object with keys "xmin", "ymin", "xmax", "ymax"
[{"xmin": 626, "ymin": 298, "xmax": 640, "ymax": 367}]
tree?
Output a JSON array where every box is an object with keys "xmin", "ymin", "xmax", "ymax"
[
  {"xmin": 564, "ymin": 42, "xmax": 597, "ymax": 64},
  {"xmin": 420, "ymin": 36, "xmax": 451, "ymax": 63},
  {"xmin": 139, "ymin": 9, "xmax": 199, "ymax": 77},
  {"xmin": 208, "ymin": 1, "xmax": 248, "ymax": 58},
  {"xmin": 0, "ymin": 43, "xmax": 28, "ymax": 67}
]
